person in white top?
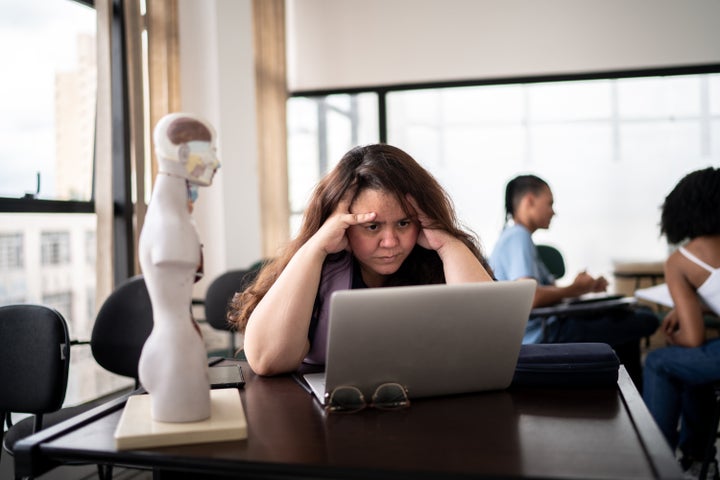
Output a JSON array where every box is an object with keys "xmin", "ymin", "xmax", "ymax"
[
  {"xmin": 643, "ymin": 167, "xmax": 720, "ymax": 478},
  {"xmin": 137, "ymin": 112, "xmax": 220, "ymax": 422}
]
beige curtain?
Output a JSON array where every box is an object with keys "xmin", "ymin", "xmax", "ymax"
[
  {"xmin": 95, "ymin": 0, "xmax": 114, "ymax": 304},
  {"xmin": 147, "ymin": 0, "xmax": 181, "ymax": 183},
  {"xmin": 95, "ymin": 0, "xmax": 179, "ymax": 301},
  {"xmin": 124, "ymin": 0, "xmax": 146, "ymax": 275},
  {"xmin": 253, "ymin": 0, "xmax": 290, "ymax": 257}
]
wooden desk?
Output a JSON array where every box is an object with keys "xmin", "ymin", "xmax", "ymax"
[
  {"xmin": 15, "ymin": 362, "xmax": 682, "ymax": 479},
  {"xmin": 613, "ymin": 261, "xmax": 665, "ymax": 293}
]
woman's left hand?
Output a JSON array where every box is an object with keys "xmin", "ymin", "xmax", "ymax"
[
  {"xmin": 406, "ymin": 194, "xmax": 493, "ymax": 283},
  {"xmin": 406, "ymin": 194, "xmax": 451, "ymax": 252}
]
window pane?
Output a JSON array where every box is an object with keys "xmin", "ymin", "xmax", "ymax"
[
  {"xmin": 0, "ymin": 0, "xmax": 96, "ymax": 201},
  {"xmin": 289, "ymin": 73, "xmax": 720, "ymax": 290},
  {"xmin": 287, "ymin": 93, "xmax": 378, "ymax": 237},
  {"xmin": 0, "ymin": 213, "xmax": 96, "ymax": 339},
  {"xmin": 711, "ymin": 74, "xmax": 720, "ymax": 116},
  {"xmin": 617, "ymin": 75, "xmax": 702, "ymax": 118},
  {"xmin": 528, "ymin": 79, "xmax": 613, "ymax": 121},
  {"xmin": 384, "ymin": 74, "xmax": 720, "ymax": 286}
]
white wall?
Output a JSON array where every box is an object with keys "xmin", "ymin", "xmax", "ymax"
[
  {"xmin": 178, "ymin": 0, "xmax": 263, "ymax": 298},
  {"xmin": 287, "ymin": 0, "xmax": 720, "ymax": 91}
]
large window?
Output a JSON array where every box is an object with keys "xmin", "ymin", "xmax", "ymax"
[
  {"xmin": 287, "ymin": 93, "xmax": 379, "ymax": 233},
  {"xmin": 287, "ymin": 70, "xmax": 720, "ymax": 287},
  {"xmin": 0, "ymin": 0, "xmax": 135, "ymax": 410},
  {"xmin": 0, "ymin": 0, "xmax": 97, "ymax": 336}
]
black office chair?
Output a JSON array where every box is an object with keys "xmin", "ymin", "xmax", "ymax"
[
  {"xmin": 3, "ymin": 275, "xmax": 154, "ymax": 479},
  {"xmin": 537, "ymin": 244, "xmax": 565, "ymax": 280},
  {"xmin": 90, "ymin": 275, "xmax": 154, "ymax": 386},
  {"xmin": 0, "ymin": 304, "xmax": 71, "ymax": 473},
  {"xmin": 204, "ymin": 266, "xmax": 261, "ymax": 357}
]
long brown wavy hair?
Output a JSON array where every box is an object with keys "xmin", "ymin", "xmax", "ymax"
[{"xmin": 227, "ymin": 144, "xmax": 492, "ymax": 332}]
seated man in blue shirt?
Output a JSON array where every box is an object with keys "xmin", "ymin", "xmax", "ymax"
[{"xmin": 490, "ymin": 174, "xmax": 658, "ymax": 389}]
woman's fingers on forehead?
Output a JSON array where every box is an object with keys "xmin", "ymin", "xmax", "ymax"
[{"xmin": 349, "ymin": 211, "xmax": 376, "ymax": 225}]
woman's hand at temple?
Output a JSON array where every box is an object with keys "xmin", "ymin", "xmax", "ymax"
[{"xmin": 407, "ymin": 194, "xmax": 492, "ymax": 284}]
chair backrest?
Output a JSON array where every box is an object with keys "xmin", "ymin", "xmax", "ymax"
[
  {"xmin": 537, "ymin": 244, "xmax": 566, "ymax": 280},
  {"xmin": 0, "ymin": 304, "xmax": 70, "ymax": 428},
  {"xmin": 91, "ymin": 275, "xmax": 154, "ymax": 381},
  {"xmin": 205, "ymin": 267, "xmax": 260, "ymax": 332}
]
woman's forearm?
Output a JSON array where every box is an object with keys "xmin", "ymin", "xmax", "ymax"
[
  {"xmin": 437, "ymin": 237, "xmax": 493, "ymax": 284},
  {"xmin": 243, "ymin": 243, "xmax": 326, "ymax": 375}
]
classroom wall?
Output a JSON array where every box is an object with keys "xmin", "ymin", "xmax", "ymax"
[
  {"xmin": 286, "ymin": 0, "xmax": 720, "ymax": 90},
  {"xmin": 177, "ymin": 0, "xmax": 720, "ymax": 292},
  {"xmin": 177, "ymin": 0, "xmax": 262, "ymax": 298}
]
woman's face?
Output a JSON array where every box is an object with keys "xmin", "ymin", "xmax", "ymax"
[{"xmin": 346, "ymin": 188, "xmax": 419, "ymax": 287}]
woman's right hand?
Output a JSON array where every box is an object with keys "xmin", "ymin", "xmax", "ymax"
[
  {"xmin": 307, "ymin": 192, "xmax": 376, "ymax": 255},
  {"xmin": 661, "ymin": 309, "xmax": 682, "ymax": 344}
]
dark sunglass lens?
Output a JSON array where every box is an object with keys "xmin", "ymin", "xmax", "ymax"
[
  {"xmin": 328, "ymin": 386, "xmax": 366, "ymax": 413},
  {"xmin": 373, "ymin": 383, "xmax": 410, "ymax": 410}
]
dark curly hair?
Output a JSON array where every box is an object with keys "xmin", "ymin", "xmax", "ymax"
[{"xmin": 661, "ymin": 167, "xmax": 720, "ymax": 245}]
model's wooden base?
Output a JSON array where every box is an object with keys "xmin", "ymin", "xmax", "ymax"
[{"xmin": 114, "ymin": 389, "xmax": 247, "ymax": 450}]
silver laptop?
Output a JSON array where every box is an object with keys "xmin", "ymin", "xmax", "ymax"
[{"xmin": 303, "ymin": 279, "xmax": 536, "ymax": 405}]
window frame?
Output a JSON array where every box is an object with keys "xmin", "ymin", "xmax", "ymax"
[{"xmin": 289, "ymin": 64, "xmax": 720, "ymax": 145}]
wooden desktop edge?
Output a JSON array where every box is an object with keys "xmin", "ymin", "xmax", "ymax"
[{"xmin": 616, "ymin": 367, "xmax": 684, "ymax": 480}]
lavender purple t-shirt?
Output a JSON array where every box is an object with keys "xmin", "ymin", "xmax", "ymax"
[{"xmin": 303, "ymin": 252, "xmax": 354, "ymax": 365}]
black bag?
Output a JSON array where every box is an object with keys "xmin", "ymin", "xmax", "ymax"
[{"xmin": 511, "ymin": 342, "xmax": 620, "ymax": 388}]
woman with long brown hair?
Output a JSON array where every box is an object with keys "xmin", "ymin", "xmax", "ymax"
[{"xmin": 228, "ymin": 144, "xmax": 493, "ymax": 376}]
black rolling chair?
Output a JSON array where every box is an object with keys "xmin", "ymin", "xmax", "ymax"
[
  {"xmin": 1, "ymin": 304, "xmax": 71, "ymax": 475},
  {"xmin": 89, "ymin": 274, "xmax": 154, "ymax": 387},
  {"xmin": 3, "ymin": 275, "xmax": 154, "ymax": 479},
  {"xmin": 204, "ymin": 265, "xmax": 261, "ymax": 358}
]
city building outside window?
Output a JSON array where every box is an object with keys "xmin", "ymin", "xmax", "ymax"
[
  {"xmin": 0, "ymin": 233, "xmax": 24, "ymax": 270},
  {"xmin": 41, "ymin": 231, "xmax": 71, "ymax": 265}
]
